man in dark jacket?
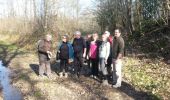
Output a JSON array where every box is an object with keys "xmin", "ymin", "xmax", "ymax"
[
  {"xmin": 38, "ymin": 34, "xmax": 52, "ymax": 78},
  {"xmin": 72, "ymin": 31, "xmax": 87, "ymax": 77},
  {"xmin": 112, "ymin": 29, "xmax": 125, "ymax": 88}
]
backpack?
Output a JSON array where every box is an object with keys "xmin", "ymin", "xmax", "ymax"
[{"xmin": 37, "ymin": 40, "xmax": 42, "ymax": 50}]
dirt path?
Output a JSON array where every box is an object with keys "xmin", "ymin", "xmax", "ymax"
[
  {"xmin": 8, "ymin": 52, "xmax": 159, "ymax": 100},
  {"xmin": 7, "ymin": 52, "xmax": 133, "ymax": 100},
  {"xmin": 0, "ymin": 41, "xmax": 164, "ymax": 100}
]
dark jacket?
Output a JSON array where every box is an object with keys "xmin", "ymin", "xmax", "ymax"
[
  {"xmin": 86, "ymin": 40, "xmax": 91, "ymax": 58},
  {"xmin": 38, "ymin": 39, "xmax": 52, "ymax": 62},
  {"xmin": 108, "ymin": 36, "xmax": 113, "ymax": 58},
  {"xmin": 58, "ymin": 42, "xmax": 74, "ymax": 60},
  {"xmin": 72, "ymin": 37, "xmax": 86, "ymax": 56},
  {"xmin": 112, "ymin": 36, "xmax": 125, "ymax": 59}
]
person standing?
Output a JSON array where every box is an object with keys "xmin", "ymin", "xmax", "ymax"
[
  {"xmin": 57, "ymin": 35, "xmax": 74, "ymax": 78},
  {"xmin": 85, "ymin": 34, "xmax": 92, "ymax": 71},
  {"xmin": 104, "ymin": 31, "xmax": 113, "ymax": 77},
  {"xmin": 38, "ymin": 34, "xmax": 52, "ymax": 78},
  {"xmin": 112, "ymin": 28, "xmax": 125, "ymax": 88},
  {"xmin": 72, "ymin": 31, "xmax": 87, "ymax": 77},
  {"xmin": 88, "ymin": 33, "xmax": 101, "ymax": 79},
  {"xmin": 99, "ymin": 34, "xmax": 110, "ymax": 85}
]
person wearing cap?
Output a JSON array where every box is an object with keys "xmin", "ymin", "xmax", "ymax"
[
  {"xmin": 72, "ymin": 31, "xmax": 87, "ymax": 77},
  {"xmin": 112, "ymin": 28, "xmax": 125, "ymax": 88},
  {"xmin": 37, "ymin": 34, "xmax": 52, "ymax": 78},
  {"xmin": 57, "ymin": 35, "xmax": 74, "ymax": 78},
  {"xmin": 104, "ymin": 31, "xmax": 113, "ymax": 78}
]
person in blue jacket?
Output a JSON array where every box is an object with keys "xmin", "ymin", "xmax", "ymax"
[{"xmin": 57, "ymin": 35, "xmax": 74, "ymax": 78}]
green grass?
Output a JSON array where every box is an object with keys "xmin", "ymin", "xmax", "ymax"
[
  {"xmin": 0, "ymin": 41, "xmax": 18, "ymax": 53},
  {"xmin": 124, "ymin": 57, "xmax": 170, "ymax": 99},
  {"xmin": 18, "ymin": 74, "xmax": 29, "ymax": 80},
  {"xmin": 34, "ymin": 90, "xmax": 43, "ymax": 98}
]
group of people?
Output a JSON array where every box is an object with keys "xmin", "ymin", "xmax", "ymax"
[{"xmin": 37, "ymin": 28, "xmax": 125, "ymax": 88}]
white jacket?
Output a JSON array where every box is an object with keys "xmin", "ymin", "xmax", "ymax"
[{"xmin": 99, "ymin": 41, "xmax": 110, "ymax": 60}]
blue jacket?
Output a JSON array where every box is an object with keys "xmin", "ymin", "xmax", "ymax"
[{"xmin": 58, "ymin": 42, "xmax": 74, "ymax": 59}]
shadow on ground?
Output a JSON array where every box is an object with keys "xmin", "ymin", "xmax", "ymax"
[
  {"xmin": 118, "ymin": 82, "xmax": 160, "ymax": 100},
  {"xmin": 12, "ymin": 68, "xmax": 48, "ymax": 100},
  {"xmin": 28, "ymin": 60, "xmax": 159, "ymax": 100},
  {"xmin": 29, "ymin": 64, "xmax": 39, "ymax": 75},
  {"xmin": 0, "ymin": 43, "xmax": 25, "ymax": 66},
  {"xmin": 1, "ymin": 42, "xmax": 160, "ymax": 99}
]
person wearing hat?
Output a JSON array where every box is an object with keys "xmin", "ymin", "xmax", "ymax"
[
  {"xmin": 72, "ymin": 31, "xmax": 87, "ymax": 78},
  {"xmin": 37, "ymin": 34, "xmax": 52, "ymax": 78},
  {"xmin": 57, "ymin": 35, "xmax": 74, "ymax": 78}
]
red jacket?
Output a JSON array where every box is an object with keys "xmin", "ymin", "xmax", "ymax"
[{"xmin": 108, "ymin": 36, "xmax": 113, "ymax": 45}]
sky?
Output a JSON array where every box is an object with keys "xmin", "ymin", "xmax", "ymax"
[
  {"xmin": 0, "ymin": 0, "xmax": 94, "ymax": 18},
  {"xmin": 0, "ymin": 0, "xmax": 6, "ymax": 17},
  {"xmin": 80, "ymin": 0, "xmax": 93, "ymax": 9}
]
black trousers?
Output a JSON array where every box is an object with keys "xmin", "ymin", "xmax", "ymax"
[
  {"xmin": 74, "ymin": 55, "xmax": 84, "ymax": 74},
  {"xmin": 60, "ymin": 59, "xmax": 68, "ymax": 73},
  {"xmin": 90, "ymin": 58, "xmax": 99, "ymax": 76},
  {"xmin": 86, "ymin": 59, "xmax": 90, "ymax": 69},
  {"xmin": 107, "ymin": 57, "xmax": 112, "ymax": 75}
]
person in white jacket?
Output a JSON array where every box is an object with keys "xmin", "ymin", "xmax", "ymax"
[{"xmin": 99, "ymin": 34, "xmax": 110, "ymax": 86}]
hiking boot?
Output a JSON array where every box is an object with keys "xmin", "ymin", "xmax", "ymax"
[
  {"xmin": 93, "ymin": 76, "xmax": 97, "ymax": 79},
  {"xmin": 90, "ymin": 75, "xmax": 94, "ymax": 78},
  {"xmin": 112, "ymin": 84, "xmax": 121, "ymax": 88},
  {"xmin": 64, "ymin": 73, "xmax": 68, "ymax": 78},
  {"xmin": 59, "ymin": 72, "xmax": 63, "ymax": 78},
  {"xmin": 102, "ymin": 80, "xmax": 109, "ymax": 86},
  {"xmin": 76, "ymin": 72, "xmax": 80, "ymax": 78}
]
